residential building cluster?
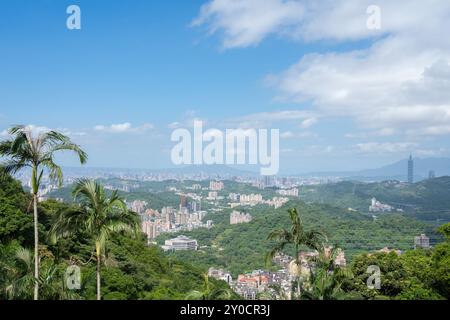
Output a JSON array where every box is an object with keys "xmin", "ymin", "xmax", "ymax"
[
  {"xmin": 276, "ymin": 188, "xmax": 299, "ymax": 197},
  {"xmin": 232, "ymin": 268, "xmax": 295, "ymax": 300},
  {"xmin": 369, "ymin": 197, "xmax": 393, "ymax": 212},
  {"xmin": 209, "ymin": 248, "xmax": 347, "ymax": 300},
  {"xmin": 227, "ymin": 193, "xmax": 289, "ymax": 209},
  {"xmin": 265, "ymin": 197, "xmax": 289, "ymax": 209},
  {"xmin": 239, "ymin": 193, "xmax": 263, "ymax": 205},
  {"xmin": 208, "ymin": 268, "xmax": 233, "ymax": 285},
  {"xmin": 207, "ymin": 191, "xmax": 220, "ymax": 200},
  {"xmin": 135, "ymin": 194, "xmax": 214, "ymax": 243},
  {"xmin": 230, "ymin": 211, "xmax": 252, "ymax": 225},
  {"xmin": 210, "ymin": 180, "xmax": 224, "ymax": 191}
]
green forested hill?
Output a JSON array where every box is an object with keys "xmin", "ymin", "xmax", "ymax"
[
  {"xmin": 0, "ymin": 174, "xmax": 230, "ymax": 300},
  {"xmin": 300, "ymin": 177, "xmax": 450, "ymax": 221},
  {"xmin": 0, "ymin": 174, "xmax": 34, "ymax": 246},
  {"xmin": 157, "ymin": 200, "xmax": 433, "ymax": 276}
]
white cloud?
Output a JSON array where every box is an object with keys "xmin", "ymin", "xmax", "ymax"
[
  {"xmin": 267, "ymin": 5, "xmax": 450, "ymax": 136},
  {"xmin": 225, "ymin": 110, "xmax": 317, "ymax": 128},
  {"xmin": 195, "ymin": 1, "xmax": 450, "ymax": 138},
  {"xmin": 298, "ymin": 145, "xmax": 336, "ymax": 157},
  {"xmin": 192, "ymin": 0, "xmax": 305, "ymax": 49},
  {"xmin": 414, "ymin": 148, "xmax": 448, "ymax": 157},
  {"xmin": 280, "ymin": 131, "xmax": 294, "ymax": 139},
  {"xmin": 299, "ymin": 117, "xmax": 317, "ymax": 129},
  {"xmin": 194, "ymin": 0, "xmax": 450, "ymax": 47},
  {"xmin": 280, "ymin": 130, "xmax": 317, "ymax": 139},
  {"xmin": 0, "ymin": 125, "xmax": 88, "ymax": 140},
  {"xmin": 56, "ymin": 128, "xmax": 87, "ymax": 137},
  {"xmin": 94, "ymin": 123, "xmax": 154, "ymax": 134},
  {"xmin": 168, "ymin": 122, "xmax": 181, "ymax": 129},
  {"xmin": 355, "ymin": 142, "xmax": 418, "ymax": 154}
]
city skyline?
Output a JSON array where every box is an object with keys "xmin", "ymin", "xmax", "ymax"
[{"xmin": 1, "ymin": 1, "xmax": 450, "ymax": 174}]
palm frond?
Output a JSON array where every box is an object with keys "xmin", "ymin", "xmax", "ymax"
[
  {"xmin": 40, "ymin": 157, "xmax": 63, "ymax": 186},
  {"xmin": 46, "ymin": 140, "xmax": 88, "ymax": 165},
  {"xmin": 185, "ymin": 290, "xmax": 205, "ymax": 300},
  {"xmin": 0, "ymin": 159, "xmax": 29, "ymax": 176}
]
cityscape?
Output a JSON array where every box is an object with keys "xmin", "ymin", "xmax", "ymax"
[
  {"xmin": 11, "ymin": 155, "xmax": 442, "ymax": 300},
  {"xmin": 0, "ymin": 0, "xmax": 449, "ymax": 310}
]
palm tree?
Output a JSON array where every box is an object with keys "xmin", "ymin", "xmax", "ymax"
[
  {"xmin": 0, "ymin": 125, "xmax": 87, "ymax": 300},
  {"xmin": 185, "ymin": 273, "xmax": 233, "ymax": 300},
  {"xmin": 0, "ymin": 245, "xmax": 79, "ymax": 300},
  {"xmin": 300, "ymin": 246, "xmax": 352, "ymax": 300},
  {"xmin": 1, "ymin": 247, "xmax": 35, "ymax": 300},
  {"xmin": 50, "ymin": 179, "xmax": 139, "ymax": 300},
  {"xmin": 266, "ymin": 208, "xmax": 326, "ymax": 298}
]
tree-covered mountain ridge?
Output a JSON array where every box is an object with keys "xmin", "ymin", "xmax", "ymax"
[{"xmin": 301, "ymin": 176, "xmax": 450, "ymax": 222}]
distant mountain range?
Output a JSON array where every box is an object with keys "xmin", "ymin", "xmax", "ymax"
[{"xmin": 303, "ymin": 157, "xmax": 450, "ymax": 182}]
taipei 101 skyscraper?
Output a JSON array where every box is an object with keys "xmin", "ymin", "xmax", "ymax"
[{"xmin": 408, "ymin": 155, "xmax": 414, "ymax": 183}]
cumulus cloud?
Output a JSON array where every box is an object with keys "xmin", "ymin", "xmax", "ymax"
[
  {"xmin": 297, "ymin": 145, "xmax": 336, "ymax": 157},
  {"xmin": 94, "ymin": 123, "xmax": 154, "ymax": 134},
  {"xmin": 195, "ymin": 0, "xmax": 450, "ymax": 138},
  {"xmin": 299, "ymin": 117, "xmax": 317, "ymax": 129},
  {"xmin": 194, "ymin": 0, "xmax": 450, "ymax": 46},
  {"xmin": 355, "ymin": 142, "xmax": 418, "ymax": 154},
  {"xmin": 0, "ymin": 125, "xmax": 87, "ymax": 140},
  {"xmin": 280, "ymin": 131, "xmax": 294, "ymax": 139},
  {"xmin": 225, "ymin": 110, "xmax": 317, "ymax": 128},
  {"xmin": 355, "ymin": 142, "xmax": 447, "ymax": 157},
  {"xmin": 168, "ymin": 122, "xmax": 181, "ymax": 129},
  {"xmin": 192, "ymin": 0, "xmax": 305, "ymax": 49}
]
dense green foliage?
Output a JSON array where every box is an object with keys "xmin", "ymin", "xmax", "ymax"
[
  {"xmin": 345, "ymin": 244, "xmax": 449, "ymax": 300},
  {"xmin": 0, "ymin": 174, "xmax": 231, "ymax": 300},
  {"xmin": 0, "ymin": 173, "xmax": 33, "ymax": 246}
]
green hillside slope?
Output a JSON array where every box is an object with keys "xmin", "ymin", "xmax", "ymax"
[
  {"xmin": 157, "ymin": 200, "xmax": 433, "ymax": 276},
  {"xmin": 0, "ymin": 174, "xmax": 231, "ymax": 300}
]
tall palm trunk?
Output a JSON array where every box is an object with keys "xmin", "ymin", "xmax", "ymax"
[
  {"xmin": 32, "ymin": 166, "xmax": 39, "ymax": 301},
  {"xmin": 96, "ymin": 255, "xmax": 101, "ymax": 300},
  {"xmin": 96, "ymin": 243, "xmax": 101, "ymax": 300},
  {"xmin": 295, "ymin": 245, "xmax": 301, "ymax": 298},
  {"xmin": 33, "ymin": 194, "xmax": 39, "ymax": 300}
]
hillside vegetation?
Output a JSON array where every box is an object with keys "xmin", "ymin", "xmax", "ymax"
[
  {"xmin": 157, "ymin": 200, "xmax": 433, "ymax": 276},
  {"xmin": 0, "ymin": 174, "xmax": 230, "ymax": 300},
  {"xmin": 300, "ymin": 177, "xmax": 450, "ymax": 222}
]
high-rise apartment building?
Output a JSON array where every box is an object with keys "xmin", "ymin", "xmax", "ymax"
[
  {"xmin": 429, "ymin": 170, "xmax": 436, "ymax": 179},
  {"xmin": 414, "ymin": 234, "xmax": 430, "ymax": 249},
  {"xmin": 180, "ymin": 195, "xmax": 187, "ymax": 209}
]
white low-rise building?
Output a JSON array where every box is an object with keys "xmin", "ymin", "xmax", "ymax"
[{"xmin": 161, "ymin": 235, "xmax": 198, "ymax": 251}]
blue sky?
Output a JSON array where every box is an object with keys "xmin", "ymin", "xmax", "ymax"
[{"xmin": 1, "ymin": 0, "xmax": 450, "ymax": 174}]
